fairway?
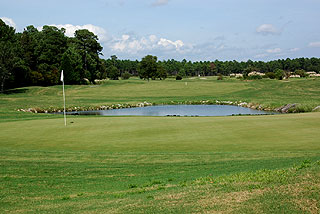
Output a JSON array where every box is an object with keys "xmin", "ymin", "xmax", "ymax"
[{"xmin": 1, "ymin": 78, "xmax": 320, "ymax": 213}]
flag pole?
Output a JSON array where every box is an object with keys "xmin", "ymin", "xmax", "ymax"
[{"xmin": 61, "ymin": 70, "xmax": 67, "ymax": 126}]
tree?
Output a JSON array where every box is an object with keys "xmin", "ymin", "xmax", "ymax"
[
  {"xmin": 178, "ymin": 68, "xmax": 186, "ymax": 77},
  {"xmin": 35, "ymin": 25, "xmax": 68, "ymax": 85},
  {"xmin": 138, "ymin": 55, "xmax": 158, "ymax": 80},
  {"xmin": 107, "ymin": 65, "xmax": 120, "ymax": 80},
  {"xmin": 97, "ymin": 58, "xmax": 107, "ymax": 79},
  {"xmin": 60, "ymin": 47, "xmax": 82, "ymax": 84},
  {"xmin": 0, "ymin": 19, "xmax": 16, "ymax": 92},
  {"xmin": 14, "ymin": 26, "xmax": 39, "ymax": 87},
  {"xmin": 157, "ymin": 63, "xmax": 167, "ymax": 80},
  {"xmin": 110, "ymin": 55, "xmax": 118, "ymax": 66},
  {"xmin": 209, "ymin": 62, "xmax": 217, "ymax": 76},
  {"xmin": 73, "ymin": 29, "xmax": 103, "ymax": 83}
]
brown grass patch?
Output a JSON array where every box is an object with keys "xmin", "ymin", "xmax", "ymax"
[{"xmin": 196, "ymin": 188, "xmax": 266, "ymax": 213}]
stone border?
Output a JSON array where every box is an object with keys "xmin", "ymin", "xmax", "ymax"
[{"xmin": 16, "ymin": 100, "xmax": 320, "ymax": 114}]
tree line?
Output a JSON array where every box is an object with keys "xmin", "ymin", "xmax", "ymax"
[{"xmin": 1, "ymin": 19, "xmax": 320, "ymax": 92}]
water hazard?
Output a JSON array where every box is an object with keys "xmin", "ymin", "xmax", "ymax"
[{"xmin": 64, "ymin": 105, "xmax": 277, "ymax": 117}]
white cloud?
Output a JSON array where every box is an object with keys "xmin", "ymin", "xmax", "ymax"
[
  {"xmin": 256, "ymin": 24, "xmax": 278, "ymax": 35},
  {"xmin": 113, "ymin": 41, "xmax": 126, "ymax": 52},
  {"xmin": 121, "ymin": 34, "xmax": 130, "ymax": 41},
  {"xmin": 266, "ymin": 48, "xmax": 281, "ymax": 53},
  {"xmin": 110, "ymin": 34, "xmax": 187, "ymax": 54},
  {"xmin": 149, "ymin": 35, "xmax": 157, "ymax": 43},
  {"xmin": 152, "ymin": 0, "xmax": 169, "ymax": 7},
  {"xmin": 37, "ymin": 24, "xmax": 108, "ymax": 42},
  {"xmin": 158, "ymin": 38, "xmax": 184, "ymax": 50},
  {"xmin": 308, "ymin": 42, "xmax": 320, "ymax": 48},
  {"xmin": 290, "ymin": 48, "xmax": 300, "ymax": 52},
  {"xmin": 1, "ymin": 17, "xmax": 17, "ymax": 29}
]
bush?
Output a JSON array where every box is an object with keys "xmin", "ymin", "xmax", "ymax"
[
  {"xmin": 275, "ymin": 69, "xmax": 285, "ymax": 80},
  {"xmin": 217, "ymin": 74, "xmax": 223, "ymax": 80},
  {"xmin": 176, "ymin": 75, "xmax": 182, "ymax": 80},
  {"xmin": 121, "ymin": 72, "xmax": 131, "ymax": 80},
  {"xmin": 248, "ymin": 75, "xmax": 262, "ymax": 80},
  {"xmin": 265, "ymin": 72, "xmax": 276, "ymax": 79},
  {"xmin": 294, "ymin": 69, "xmax": 307, "ymax": 77}
]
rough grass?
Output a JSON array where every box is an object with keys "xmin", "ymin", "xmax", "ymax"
[
  {"xmin": 1, "ymin": 113, "xmax": 320, "ymax": 213},
  {"xmin": 1, "ymin": 150, "xmax": 319, "ymax": 213}
]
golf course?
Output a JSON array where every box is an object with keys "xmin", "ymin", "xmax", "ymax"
[{"xmin": 1, "ymin": 77, "xmax": 320, "ymax": 213}]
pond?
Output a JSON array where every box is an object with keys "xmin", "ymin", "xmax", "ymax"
[{"xmin": 65, "ymin": 105, "xmax": 277, "ymax": 117}]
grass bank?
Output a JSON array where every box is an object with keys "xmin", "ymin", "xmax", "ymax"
[{"xmin": 1, "ymin": 77, "xmax": 320, "ymax": 121}]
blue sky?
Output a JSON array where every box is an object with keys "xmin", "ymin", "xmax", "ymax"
[{"xmin": 1, "ymin": 0, "xmax": 320, "ymax": 61}]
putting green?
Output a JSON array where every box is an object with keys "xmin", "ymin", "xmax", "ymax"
[{"xmin": 1, "ymin": 113, "xmax": 320, "ymax": 152}]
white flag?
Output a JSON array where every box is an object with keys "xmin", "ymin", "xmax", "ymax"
[{"xmin": 60, "ymin": 70, "xmax": 64, "ymax": 82}]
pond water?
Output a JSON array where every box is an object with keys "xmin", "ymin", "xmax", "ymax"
[{"xmin": 65, "ymin": 105, "xmax": 277, "ymax": 117}]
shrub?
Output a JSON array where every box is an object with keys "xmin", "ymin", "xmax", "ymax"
[
  {"xmin": 265, "ymin": 72, "xmax": 276, "ymax": 79},
  {"xmin": 247, "ymin": 75, "xmax": 262, "ymax": 80},
  {"xmin": 121, "ymin": 72, "xmax": 131, "ymax": 80},
  {"xmin": 176, "ymin": 75, "xmax": 182, "ymax": 80},
  {"xmin": 288, "ymin": 104, "xmax": 313, "ymax": 113},
  {"xmin": 217, "ymin": 74, "xmax": 223, "ymax": 80},
  {"xmin": 294, "ymin": 69, "xmax": 307, "ymax": 77},
  {"xmin": 275, "ymin": 68, "xmax": 285, "ymax": 80}
]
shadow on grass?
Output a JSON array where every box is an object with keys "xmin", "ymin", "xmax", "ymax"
[{"xmin": 3, "ymin": 88, "xmax": 28, "ymax": 94}]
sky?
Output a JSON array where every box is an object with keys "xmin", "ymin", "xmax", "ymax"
[{"xmin": 1, "ymin": 0, "xmax": 320, "ymax": 61}]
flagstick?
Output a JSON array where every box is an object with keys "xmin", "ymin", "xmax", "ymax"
[
  {"xmin": 61, "ymin": 70, "xmax": 67, "ymax": 126},
  {"xmin": 62, "ymin": 79, "xmax": 66, "ymax": 126}
]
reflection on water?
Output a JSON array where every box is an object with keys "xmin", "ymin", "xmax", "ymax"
[{"xmin": 64, "ymin": 105, "xmax": 277, "ymax": 117}]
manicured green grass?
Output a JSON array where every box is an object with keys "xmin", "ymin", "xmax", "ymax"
[
  {"xmin": 1, "ymin": 77, "xmax": 320, "ymax": 213},
  {"xmin": 1, "ymin": 113, "xmax": 320, "ymax": 152}
]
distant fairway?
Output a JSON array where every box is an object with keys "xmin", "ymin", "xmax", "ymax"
[
  {"xmin": 1, "ymin": 77, "xmax": 320, "ymax": 121},
  {"xmin": 1, "ymin": 77, "xmax": 320, "ymax": 213}
]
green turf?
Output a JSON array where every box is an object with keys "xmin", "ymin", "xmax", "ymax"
[
  {"xmin": 1, "ymin": 77, "xmax": 320, "ymax": 213},
  {"xmin": 1, "ymin": 113, "xmax": 320, "ymax": 152}
]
